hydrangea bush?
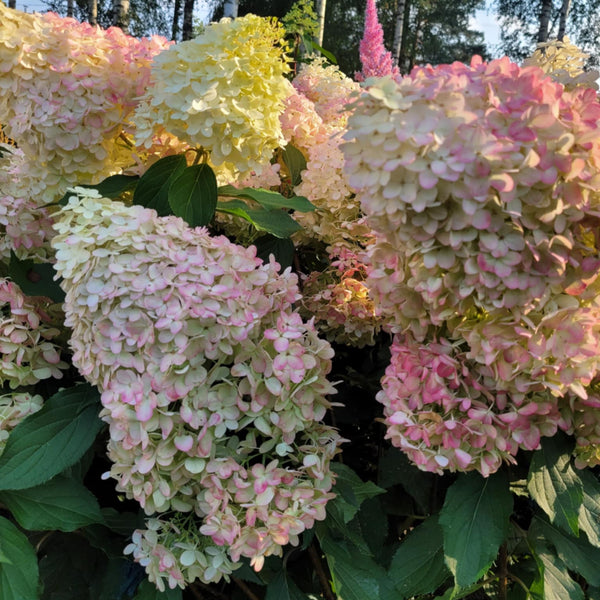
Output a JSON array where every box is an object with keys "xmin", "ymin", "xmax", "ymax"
[{"xmin": 1, "ymin": 1, "xmax": 600, "ymax": 599}]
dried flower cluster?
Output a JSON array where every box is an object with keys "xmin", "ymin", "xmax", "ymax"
[
  {"xmin": 0, "ymin": 392, "xmax": 43, "ymax": 455},
  {"xmin": 52, "ymin": 190, "xmax": 341, "ymax": 589}
]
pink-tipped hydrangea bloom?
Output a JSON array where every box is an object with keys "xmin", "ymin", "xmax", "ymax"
[{"xmin": 52, "ymin": 190, "xmax": 342, "ymax": 587}]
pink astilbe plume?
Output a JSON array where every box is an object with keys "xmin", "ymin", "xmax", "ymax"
[{"xmin": 355, "ymin": 0, "xmax": 400, "ymax": 82}]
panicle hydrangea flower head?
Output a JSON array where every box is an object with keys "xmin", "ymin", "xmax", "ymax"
[
  {"xmin": 132, "ymin": 15, "xmax": 292, "ymax": 179},
  {"xmin": 0, "ymin": 392, "xmax": 43, "ymax": 455},
  {"xmin": 355, "ymin": 0, "xmax": 400, "ymax": 82},
  {"xmin": 377, "ymin": 334, "xmax": 571, "ymax": 476},
  {"xmin": 293, "ymin": 58, "xmax": 360, "ymax": 129},
  {"xmin": 299, "ymin": 245, "xmax": 383, "ymax": 347},
  {"xmin": 343, "ymin": 56, "xmax": 600, "ymax": 327},
  {"xmin": 524, "ymin": 37, "xmax": 599, "ymax": 91},
  {"xmin": 52, "ymin": 190, "xmax": 342, "ymax": 586},
  {"xmin": 0, "ymin": 278, "xmax": 68, "ymax": 388},
  {"xmin": 0, "ymin": 4, "xmax": 168, "ymax": 181}
]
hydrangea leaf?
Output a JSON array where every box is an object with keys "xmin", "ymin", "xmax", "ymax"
[
  {"xmin": 265, "ymin": 569, "xmax": 311, "ymax": 600},
  {"xmin": 389, "ymin": 515, "xmax": 450, "ymax": 597},
  {"xmin": 0, "ymin": 516, "xmax": 39, "ymax": 600},
  {"xmin": 527, "ymin": 434, "xmax": 583, "ymax": 536},
  {"xmin": 254, "ymin": 235, "xmax": 295, "ymax": 270},
  {"xmin": 0, "ymin": 476, "xmax": 103, "ymax": 532},
  {"xmin": 61, "ymin": 174, "xmax": 139, "ymax": 204},
  {"xmin": 216, "ymin": 199, "xmax": 302, "ymax": 238},
  {"xmin": 530, "ymin": 515, "xmax": 600, "ymax": 586},
  {"xmin": 317, "ymin": 526, "xmax": 397, "ymax": 600},
  {"xmin": 9, "ymin": 252, "xmax": 65, "ymax": 303},
  {"xmin": 439, "ymin": 471, "xmax": 513, "ymax": 587},
  {"xmin": 133, "ymin": 579, "xmax": 183, "ymax": 599},
  {"xmin": 577, "ymin": 469, "xmax": 600, "ymax": 547},
  {"xmin": 329, "ymin": 462, "xmax": 385, "ymax": 524},
  {"xmin": 280, "ymin": 144, "xmax": 307, "ymax": 187},
  {"xmin": 218, "ymin": 185, "xmax": 315, "ymax": 212},
  {"xmin": 133, "ymin": 154, "xmax": 187, "ymax": 216},
  {"xmin": 530, "ymin": 548, "xmax": 584, "ymax": 600},
  {"xmin": 168, "ymin": 163, "xmax": 218, "ymax": 227},
  {"xmin": 0, "ymin": 384, "xmax": 103, "ymax": 490}
]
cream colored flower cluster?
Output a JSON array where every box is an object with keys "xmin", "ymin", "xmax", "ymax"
[
  {"xmin": 0, "ymin": 5, "xmax": 169, "ymax": 259},
  {"xmin": 524, "ymin": 37, "xmax": 599, "ymax": 91},
  {"xmin": 133, "ymin": 15, "xmax": 291, "ymax": 179},
  {"xmin": 52, "ymin": 190, "xmax": 341, "ymax": 587}
]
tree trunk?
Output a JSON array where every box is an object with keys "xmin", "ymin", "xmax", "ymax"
[
  {"xmin": 172, "ymin": 0, "xmax": 182, "ymax": 40},
  {"xmin": 558, "ymin": 0, "xmax": 571, "ymax": 40},
  {"xmin": 408, "ymin": 9, "xmax": 424, "ymax": 72},
  {"xmin": 182, "ymin": 0, "xmax": 195, "ymax": 40},
  {"xmin": 314, "ymin": 0, "xmax": 327, "ymax": 47},
  {"xmin": 398, "ymin": 0, "xmax": 412, "ymax": 73},
  {"xmin": 222, "ymin": 0, "xmax": 239, "ymax": 18},
  {"xmin": 67, "ymin": 0, "xmax": 74, "ymax": 17},
  {"xmin": 88, "ymin": 0, "xmax": 98, "ymax": 25},
  {"xmin": 392, "ymin": 0, "xmax": 406, "ymax": 65},
  {"xmin": 112, "ymin": 0, "xmax": 130, "ymax": 31},
  {"xmin": 537, "ymin": 0, "xmax": 553, "ymax": 42}
]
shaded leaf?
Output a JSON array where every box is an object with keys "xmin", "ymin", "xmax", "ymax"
[
  {"xmin": 0, "ymin": 384, "xmax": 103, "ymax": 490},
  {"xmin": 218, "ymin": 185, "xmax": 314, "ymax": 212},
  {"xmin": 0, "ymin": 516, "xmax": 39, "ymax": 600},
  {"xmin": 133, "ymin": 579, "xmax": 182, "ymax": 599},
  {"xmin": 9, "ymin": 252, "xmax": 65, "ymax": 303},
  {"xmin": 133, "ymin": 155, "xmax": 187, "ymax": 216},
  {"xmin": 317, "ymin": 527, "xmax": 397, "ymax": 600},
  {"xmin": 85, "ymin": 175, "xmax": 139, "ymax": 200},
  {"xmin": 254, "ymin": 235, "xmax": 295, "ymax": 270},
  {"xmin": 439, "ymin": 471, "xmax": 513, "ymax": 587},
  {"xmin": 527, "ymin": 434, "xmax": 583, "ymax": 535},
  {"xmin": 280, "ymin": 145, "xmax": 308, "ymax": 187},
  {"xmin": 330, "ymin": 462, "xmax": 385, "ymax": 524},
  {"xmin": 530, "ymin": 549, "xmax": 584, "ymax": 600},
  {"xmin": 265, "ymin": 569, "xmax": 311, "ymax": 600},
  {"xmin": 531, "ymin": 514, "xmax": 600, "ymax": 586},
  {"xmin": 0, "ymin": 476, "xmax": 103, "ymax": 531},
  {"xmin": 389, "ymin": 515, "xmax": 450, "ymax": 598},
  {"xmin": 168, "ymin": 163, "xmax": 217, "ymax": 227},
  {"xmin": 216, "ymin": 199, "xmax": 302, "ymax": 238},
  {"xmin": 578, "ymin": 469, "xmax": 600, "ymax": 548}
]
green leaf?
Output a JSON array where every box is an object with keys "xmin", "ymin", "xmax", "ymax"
[
  {"xmin": 0, "ymin": 476, "xmax": 103, "ymax": 532},
  {"xmin": 265, "ymin": 569, "xmax": 311, "ymax": 600},
  {"xmin": 531, "ymin": 514, "xmax": 600, "ymax": 586},
  {"xmin": 0, "ymin": 516, "xmax": 39, "ymax": 600},
  {"xmin": 9, "ymin": 252, "xmax": 65, "ymax": 303},
  {"xmin": 577, "ymin": 469, "xmax": 600, "ymax": 547},
  {"xmin": 439, "ymin": 470, "xmax": 513, "ymax": 587},
  {"xmin": 100, "ymin": 507, "xmax": 145, "ymax": 537},
  {"xmin": 530, "ymin": 549, "xmax": 584, "ymax": 600},
  {"xmin": 330, "ymin": 463, "xmax": 385, "ymax": 524},
  {"xmin": 168, "ymin": 163, "xmax": 217, "ymax": 227},
  {"xmin": 254, "ymin": 235, "xmax": 295, "ymax": 270},
  {"xmin": 280, "ymin": 145, "xmax": 308, "ymax": 187},
  {"xmin": 216, "ymin": 199, "xmax": 302, "ymax": 238},
  {"xmin": 527, "ymin": 434, "xmax": 583, "ymax": 536},
  {"xmin": 86, "ymin": 175, "xmax": 139, "ymax": 200},
  {"xmin": 317, "ymin": 528, "xmax": 397, "ymax": 600},
  {"xmin": 133, "ymin": 579, "xmax": 183, "ymax": 599},
  {"xmin": 389, "ymin": 515, "xmax": 451, "ymax": 597},
  {"xmin": 0, "ymin": 384, "xmax": 103, "ymax": 490},
  {"xmin": 358, "ymin": 496, "xmax": 389, "ymax": 563},
  {"xmin": 218, "ymin": 185, "xmax": 315, "ymax": 212},
  {"xmin": 39, "ymin": 532, "xmax": 107, "ymax": 600},
  {"xmin": 133, "ymin": 154, "xmax": 188, "ymax": 216}
]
